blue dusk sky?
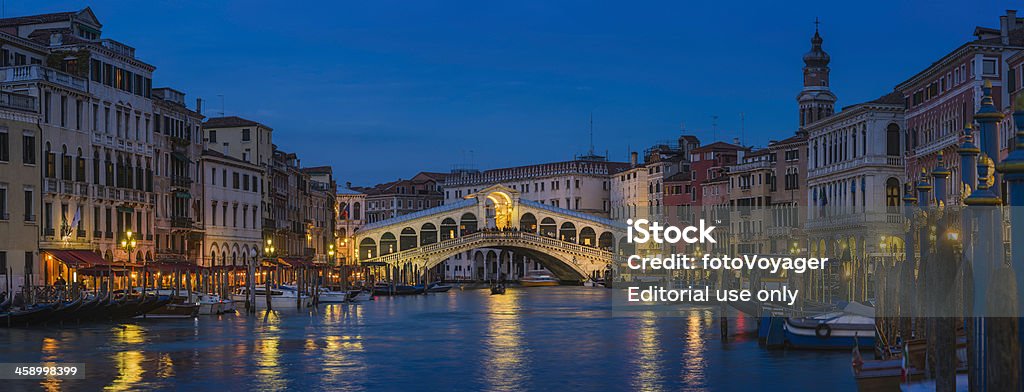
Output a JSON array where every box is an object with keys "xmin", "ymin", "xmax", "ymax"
[{"xmin": 7, "ymin": 1, "xmax": 1020, "ymax": 185}]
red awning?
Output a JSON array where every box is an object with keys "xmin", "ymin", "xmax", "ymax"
[
  {"xmin": 277, "ymin": 257, "xmax": 314, "ymax": 268},
  {"xmin": 43, "ymin": 249, "xmax": 110, "ymax": 268}
]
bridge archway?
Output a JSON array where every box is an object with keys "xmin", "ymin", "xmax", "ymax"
[
  {"xmin": 559, "ymin": 222, "xmax": 577, "ymax": 243},
  {"xmin": 540, "ymin": 218, "xmax": 557, "ymax": 237},
  {"xmin": 579, "ymin": 227, "xmax": 596, "ymax": 247},
  {"xmin": 441, "ymin": 218, "xmax": 458, "ymax": 240},
  {"xmin": 484, "ymin": 190, "xmax": 514, "ymax": 228},
  {"xmin": 460, "ymin": 213, "xmax": 478, "ymax": 234},
  {"xmin": 520, "ymin": 212, "xmax": 538, "ymax": 233},
  {"xmin": 420, "ymin": 223, "xmax": 438, "ymax": 245},
  {"xmin": 360, "ymin": 238, "xmax": 376, "ymax": 259},
  {"xmin": 599, "ymin": 232, "xmax": 614, "ymax": 251},
  {"xmin": 380, "ymin": 233, "xmax": 397, "ymax": 255},
  {"xmin": 400, "ymin": 227, "xmax": 417, "ymax": 251}
]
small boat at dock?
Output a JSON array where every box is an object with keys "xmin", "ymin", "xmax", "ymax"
[
  {"xmin": 490, "ymin": 284, "xmax": 506, "ymax": 295},
  {"xmin": 426, "ymin": 282, "xmax": 453, "ymax": 293},
  {"xmin": 783, "ymin": 302, "xmax": 876, "ymax": 350},
  {"xmin": 231, "ymin": 287, "xmax": 312, "ymax": 309}
]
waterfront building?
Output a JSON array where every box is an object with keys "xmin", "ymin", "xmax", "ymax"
[
  {"xmin": 0, "ymin": 92, "xmax": 41, "ymax": 290},
  {"xmin": 301, "ymin": 166, "xmax": 338, "ymax": 265},
  {"xmin": 335, "ymin": 183, "xmax": 366, "ymax": 265},
  {"xmin": 152, "ymin": 88, "xmax": 205, "ymax": 265},
  {"xmin": 727, "ymin": 134, "xmax": 806, "ymax": 256},
  {"xmin": 804, "ymin": 93, "xmax": 906, "ymax": 302},
  {"xmin": 897, "ymin": 10, "xmax": 1024, "ymax": 203},
  {"xmin": 0, "ymin": 8, "xmax": 158, "ymax": 284},
  {"xmin": 610, "ymin": 152, "xmax": 649, "ymax": 222},
  {"xmin": 359, "ymin": 172, "xmax": 445, "ymax": 224},
  {"xmin": 199, "ymin": 150, "xmax": 262, "ymax": 268}
]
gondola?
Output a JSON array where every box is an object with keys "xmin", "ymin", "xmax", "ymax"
[
  {"xmin": 0, "ymin": 292, "xmax": 12, "ymax": 312},
  {"xmin": 58, "ymin": 294, "xmax": 104, "ymax": 324},
  {"xmin": 372, "ymin": 284, "xmax": 424, "ymax": 296},
  {"xmin": 490, "ymin": 284, "xmax": 506, "ymax": 295},
  {"xmin": 0, "ymin": 302, "xmax": 60, "ymax": 327},
  {"xmin": 43, "ymin": 296, "xmax": 85, "ymax": 325}
]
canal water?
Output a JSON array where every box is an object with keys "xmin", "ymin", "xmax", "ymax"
[{"xmin": 4, "ymin": 287, "xmax": 855, "ymax": 391}]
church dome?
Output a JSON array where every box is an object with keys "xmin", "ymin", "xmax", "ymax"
[{"xmin": 803, "ymin": 31, "xmax": 830, "ymax": 66}]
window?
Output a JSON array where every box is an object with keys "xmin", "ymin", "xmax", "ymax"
[
  {"xmin": 22, "ymin": 188, "xmax": 32, "ymax": 222},
  {"xmin": 242, "ymin": 128, "xmax": 251, "ymax": 141},
  {"xmin": 208, "ymin": 130, "xmax": 217, "ymax": 143},
  {"xmin": 243, "ymin": 174, "xmax": 250, "ymax": 191},
  {"xmin": 24, "ymin": 252, "xmax": 32, "ymax": 275},
  {"xmin": 0, "ymin": 127, "xmax": 7, "ymax": 162},
  {"xmin": 22, "ymin": 133, "xmax": 35, "ymax": 164},
  {"xmin": 982, "ymin": 59, "xmax": 997, "ymax": 76},
  {"xmin": 0, "ymin": 185, "xmax": 7, "ymax": 220},
  {"xmin": 233, "ymin": 172, "xmax": 239, "ymax": 189}
]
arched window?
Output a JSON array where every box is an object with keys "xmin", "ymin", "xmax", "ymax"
[
  {"xmin": 885, "ymin": 178, "xmax": 901, "ymax": 213},
  {"xmin": 886, "ymin": 123, "xmax": 901, "ymax": 156},
  {"xmin": 353, "ymin": 202, "xmax": 361, "ymax": 220}
]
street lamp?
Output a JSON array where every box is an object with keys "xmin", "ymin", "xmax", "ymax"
[{"xmin": 122, "ymin": 230, "xmax": 137, "ymax": 291}]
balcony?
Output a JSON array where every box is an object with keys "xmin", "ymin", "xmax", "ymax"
[
  {"xmin": 170, "ymin": 216, "xmax": 194, "ymax": 229},
  {"xmin": 766, "ymin": 226, "xmax": 794, "ymax": 237},
  {"xmin": 171, "ymin": 176, "xmax": 192, "ymax": 188},
  {"xmin": 0, "ymin": 64, "xmax": 88, "ymax": 92},
  {"xmin": 44, "ymin": 178, "xmax": 58, "ymax": 194},
  {"xmin": 805, "ymin": 212, "xmax": 907, "ymax": 230},
  {"xmin": 94, "ymin": 230, "xmax": 102, "ymax": 238},
  {"xmin": 0, "ymin": 90, "xmax": 36, "ymax": 112},
  {"xmin": 0, "ymin": 212, "xmax": 8, "ymax": 220},
  {"xmin": 25, "ymin": 214, "xmax": 35, "ymax": 222},
  {"xmin": 808, "ymin": 156, "xmax": 904, "ymax": 179},
  {"xmin": 76, "ymin": 182, "xmax": 89, "ymax": 197},
  {"xmin": 77, "ymin": 229, "xmax": 86, "ymax": 237}
]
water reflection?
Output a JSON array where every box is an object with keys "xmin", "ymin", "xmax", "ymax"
[
  {"xmin": 1, "ymin": 287, "xmax": 856, "ymax": 391},
  {"xmin": 483, "ymin": 289, "xmax": 529, "ymax": 390},
  {"xmin": 630, "ymin": 314, "xmax": 663, "ymax": 391},
  {"xmin": 682, "ymin": 311, "xmax": 707, "ymax": 386}
]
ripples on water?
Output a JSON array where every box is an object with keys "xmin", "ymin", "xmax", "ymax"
[{"xmin": 3, "ymin": 287, "xmax": 854, "ymax": 391}]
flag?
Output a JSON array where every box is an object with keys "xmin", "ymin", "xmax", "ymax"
[{"xmin": 71, "ymin": 207, "xmax": 81, "ymax": 231}]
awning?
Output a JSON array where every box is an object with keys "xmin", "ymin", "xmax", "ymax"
[
  {"xmin": 277, "ymin": 257, "xmax": 314, "ymax": 268},
  {"xmin": 147, "ymin": 261, "xmax": 202, "ymax": 272},
  {"xmin": 43, "ymin": 249, "xmax": 109, "ymax": 268},
  {"xmin": 174, "ymin": 191, "xmax": 191, "ymax": 199}
]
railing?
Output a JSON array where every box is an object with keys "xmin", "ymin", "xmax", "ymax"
[
  {"xmin": 805, "ymin": 212, "xmax": 907, "ymax": 229},
  {"xmin": 170, "ymin": 216, "xmax": 193, "ymax": 229},
  {"xmin": 171, "ymin": 176, "xmax": 192, "ymax": 187},
  {"xmin": 808, "ymin": 155, "xmax": 904, "ymax": 179},
  {"xmin": 0, "ymin": 212, "xmax": 8, "ymax": 220},
  {"xmin": 76, "ymin": 182, "xmax": 89, "ymax": 196},
  {"xmin": 766, "ymin": 226, "xmax": 794, "ymax": 237},
  {"xmin": 0, "ymin": 90, "xmax": 36, "ymax": 111},
  {"xmin": 44, "ymin": 178, "xmax": 58, "ymax": 194},
  {"xmin": 0, "ymin": 64, "xmax": 88, "ymax": 91}
]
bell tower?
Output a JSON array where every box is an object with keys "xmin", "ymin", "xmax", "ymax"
[{"xmin": 797, "ymin": 19, "xmax": 837, "ymax": 128}]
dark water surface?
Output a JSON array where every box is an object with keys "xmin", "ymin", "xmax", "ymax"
[{"xmin": 3, "ymin": 287, "xmax": 855, "ymax": 391}]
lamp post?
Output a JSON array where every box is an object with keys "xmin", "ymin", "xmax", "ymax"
[{"xmin": 122, "ymin": 230, "xmax": 137, "ymax": 294}]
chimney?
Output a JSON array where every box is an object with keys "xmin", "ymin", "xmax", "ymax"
[
  {"xmin": 1009, "ymin": 10, "xmax": 1019, "ymax": 32},
  {"xmin": 733, "ymin": 137, "xmax": 740, "ymax": 145},
  {"xmin": 346, "ymin": 181, "xmax": 352, "ymax": 189},
  {"xmin": 1002, "ymin": 13, "xmax": 1011, "ymax": 45},
  {"xmin": 196, "ymin": 98, "xmax": 203, "ymax": 115},
  {"xmin": 630, "ymin": 151, "xmax": 638, "ymax": 166}
]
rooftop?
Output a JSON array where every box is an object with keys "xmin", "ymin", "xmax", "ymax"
[{"xmin": 203, "ymin": 116, "xmax": 265, "ymax": 129}]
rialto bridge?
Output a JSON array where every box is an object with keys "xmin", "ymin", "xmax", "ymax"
[{"xmin": 353, "ymin": 185, "xmax": 629, "ymax": 282}]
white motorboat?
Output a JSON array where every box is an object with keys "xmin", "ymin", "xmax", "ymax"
[
  {"xmin": 231, "ymin": 287, "xmax": 312, "ymax": 309},
  {"xmin": 280, "ymin": 284, "xmax": 347, "ymax": 303},
  {"xmin": 347, "ymin": 289, "xmax": 372, "ymax": 302},
  {"xmin": 193, "ymin": 293, "xmax": 224, "ymax": 315}
]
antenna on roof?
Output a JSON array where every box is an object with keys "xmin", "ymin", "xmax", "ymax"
[
  {"xmin": 711, "ymin": 115, "xmax": 719, "ymax": 142},
  {"xmin": 217, "ymin": 94, "xmax": 225, "ymax": 116},
  {"xmin": 589, "ymin": 112, "xmax": 595, "ymax": 156},
  {"xmin": 739, "ymin": 112, "xmax": 745, "ymax": 146}
]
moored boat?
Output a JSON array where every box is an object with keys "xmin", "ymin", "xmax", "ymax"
[
  {"xmin": 231, "ymin": 287, "xmax": 312, "ymax": 309},
  {"xmin": 783, "ymin": 302, "xmax": 876, "ymax": 350},
  {"xmin": 347, "ymin": 289, "xmax": 372, "ymax": 302},
  {"xmin": 490, "ymin": 284, "xmax": 506, "ymax": 295},
  {"xmin": 520, "ymin": 271, "xmax": 559, "ymax": 287},
  {"xmin": 372, "ymin": 284, "xmax": 423, "ymax": 296},
  {"xmin": 426, "ymin": 282, "xmax": 453, "ymax": 293}
]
